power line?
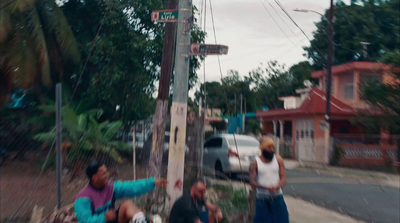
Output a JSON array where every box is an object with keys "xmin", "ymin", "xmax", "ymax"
[
  {"xmin": 274, "ymin": 0, "xmax": 326, "ymax": 68},
  {"xmin": 274, "ymin": 0, "xmax": 312, "ymax": 42},
  {"xmin": 267, "ymin": 1, "xmax": 304, "ymax": 45},
  {"xmin": 208, "ymin": 0, "xmax": 224, "ymax": 81},
  {"xmin": 259, "ymin": 0, "xmax": 298, "ymax": 48},
  {"xmin": 70, "ymin": 9, "xmax": 109, "ymax": 103},
  {"xmin": 208, "ymin": 0, "xmax": 231, "ymax": 116}
]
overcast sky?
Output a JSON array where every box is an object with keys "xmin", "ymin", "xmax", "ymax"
[{"xmin": 191, "ymin": 0, "xmax": 341, "ymax": 87}]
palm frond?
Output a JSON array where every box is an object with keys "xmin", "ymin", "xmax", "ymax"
[
  {"xmin": 37, "ymin": 104, "xmax": 55, "ymax": 112},
  {"xmin": 85, "ymin": 109, "xmax": 103, "ymax": 119},
  {"xmin": 36, "ymin": 0, "xmax": 80, "ymax": 64},
  {"xmin": 109, "ymin": 141, "xmax": 132, "ymax": 152},
  {"xmin": 103, "ymin": 121, "xmax": 122, "ymax": 140},
  {"xmin": 33, "ymin": 130, "xmax": 55, "ymax": 142},
  {"xmin": 26, "ymin": 5, "xmax": 51, "ymax": 86},
  {"xmin": 62, "ymin": 106, "xmax": 79, "ymax": 130},
  {"xmin": 0, "ymin": 10, "xmax": 12, "ymax": 45},
  {"xmin": 77, "ymin": 114, "xmax": 88, "ymax": 131}
]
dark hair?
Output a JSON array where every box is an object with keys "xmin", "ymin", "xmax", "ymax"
[
  {"xmin": 86, "ymin": 160, "xmax": 104, "ymax": 180},
  {"xmin": 191, "ymin": 179, "xmax": 206, "ymax": 188}
]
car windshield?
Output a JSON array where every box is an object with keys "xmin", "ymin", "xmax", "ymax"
[{"xmin": 228, "ymin": 138, "xmax": 259, "ymax": 147}]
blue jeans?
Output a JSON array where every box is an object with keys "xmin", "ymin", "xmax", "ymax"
[
  {"xmin": 200, "ymin": 209, "xmax": 209, "ymax": 223},
  {"xmin": 254, "ymin": 195, "xmax": 289, "ymax": 223}
]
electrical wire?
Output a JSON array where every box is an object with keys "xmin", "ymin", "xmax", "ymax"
[
  {"xmin": 208, "ymin": 0, "xmax": 223, "ymax": 81},
  {"xmin": 267, "ymin": 1, "xmax": 304, "ymax": 45},
  {"xmin": 273, "ymin": 0, "xmax": 326, "ymax": 68},
  {"xmin": 207, "ymin": 0, "xmax": 230, "ymax": 115},
  {"xmin": 70, "ymin": 9, "xmax": 110, "ymax": 103},
  {"xmin": 259, "ymin": 0, "xmax": 297, "ymax": 48}
]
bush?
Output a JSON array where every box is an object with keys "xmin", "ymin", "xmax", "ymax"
[{"xmin": 331, "ymin": 144, "xmax": 344, "ymax": 166}]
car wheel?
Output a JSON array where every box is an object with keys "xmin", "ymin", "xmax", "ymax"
[{"xmin": 215, "ymin": 161, "xmax": 225, "ymax": 179}]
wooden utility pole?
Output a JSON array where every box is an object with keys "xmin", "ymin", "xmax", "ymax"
[
  {"xmin": 324, "ymin": 0, "xmax": 334, "ymax": 164},
  {"xmin": 325, "ymin": 0, "xmax": 334, "ymax": 123},
  {"xmin": 146, "ymin": 0, "xmax": 178, "ymax": 210},
  {"xmin": 166, "ymin": 0, "xmax": 192, "ymax": 210}
]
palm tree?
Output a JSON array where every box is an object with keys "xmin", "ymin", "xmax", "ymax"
[{"xmin": 0, "ymin": 0, "xmax": 80, "ymax": 104}]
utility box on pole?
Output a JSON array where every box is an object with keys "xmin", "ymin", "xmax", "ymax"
[{"xmin": 166, "ymin": 0, "xmax": 192, "ymax": 210}]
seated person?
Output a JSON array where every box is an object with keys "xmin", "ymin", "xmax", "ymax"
[
  {"xmin": 169, "ymin": 180, "xmax": 223, "ymax": 223},
  {"xmin": 74, "ymin": 160, "xmax": 167, "ymax": 223}
]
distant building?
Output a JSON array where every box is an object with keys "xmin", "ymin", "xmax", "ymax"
[{"xmin": 257, "ymin": 62, "xmax": 398, "ymax": 166}]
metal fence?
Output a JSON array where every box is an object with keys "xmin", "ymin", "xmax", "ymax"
[{"xmin": 333, "ymin": 134, "xmax": 400, "ymax": 166}]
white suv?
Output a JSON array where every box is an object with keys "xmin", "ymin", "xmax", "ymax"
[{"xmin": 203, "ymin": 134, "xmax": 260, "ymax": 179}]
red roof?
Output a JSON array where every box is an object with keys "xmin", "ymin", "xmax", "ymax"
[
  {"xmin": 311, "ymin": 61, "xmax": 392, "ymax": 78},
  {"xmin": 256, "ymin": 87, "xmax": 355, "ymax": 120}
]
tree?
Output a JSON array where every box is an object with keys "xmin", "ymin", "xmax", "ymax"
[
  {"xmin": 60, "ymin": 0, "xmax": 205, "ymax": 123},
  {"xmin": 60, "ymin": 0, "xmax": 165, "ymax": 123},
  {"xmin": 194, "ymin": 61, "xmax": 315, "ymax": 115},
  {"xmin": 34, "ymin": 104, "xmax": 130, "ymax": 178},
  {"xmin": 304, "ymin": 0, "xmax": 400, "ymax": 69},
  {"xmin": 0, "ymin": 0, "xmax": 80, "ymax": 104},
  {"xmin": 357, "ymin": 50, "xmax": 400, "ymax": 134},
  {"xmin": 288, "ymin": 61, "xmax": 315, "ymax": 87}
]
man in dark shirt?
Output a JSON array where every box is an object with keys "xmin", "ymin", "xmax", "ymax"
[{"xmin": 169, "ymin": 180, "xmax": 223, "ymax": 223}]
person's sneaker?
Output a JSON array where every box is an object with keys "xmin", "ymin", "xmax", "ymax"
[{"xmin": 130, "ymin": 212, "xmax": 149, "ymax": 223}]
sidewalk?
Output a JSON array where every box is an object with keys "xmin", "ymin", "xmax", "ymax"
[
  {"xmin": 285, "ymin": 195, "xmax": 364, "ymax": 223},
  {"xmin": 284, "ymin": 159, "xmax": 400, "ymax": 188},
  {"xmin": 283, "ymin": 159, "xmax": 399, "ymax": 223}
]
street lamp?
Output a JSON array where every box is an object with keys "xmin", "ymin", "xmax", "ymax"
[
  {"xmin": 294, "ymin": 1, "xmax": 334, "ymax": 123},
  {"xmin": 293, "ymin": 8, "xmax": 324, "ymax": 17}
]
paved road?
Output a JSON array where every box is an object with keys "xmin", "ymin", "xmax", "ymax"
[{"xmin": 283, "ymin": 169, "xmax": 400, "ymax": 223}]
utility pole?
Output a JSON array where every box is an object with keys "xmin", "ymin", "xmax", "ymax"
[
  {"xmin": 166, "ymin": 0, "xmax": 192, "ymax": 210},
  {"xmin": 146, "ymin": 0, "xmax": 178, "ymax": 211},
  {"xmin": 324, "ymin": 0, "xmax": 334, "ymax": 164},
  {"xmin": 240, "ymin": 94, "xmax": 244, "ymax": 133},
  {"xmin": 325, "ymin": 0, "xmax": 334, "ymax": 123}
]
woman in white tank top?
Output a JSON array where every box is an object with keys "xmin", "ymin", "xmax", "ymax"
[{"xmin": 249, "ymin": 136, "xmax": 289, "ymax": 223}]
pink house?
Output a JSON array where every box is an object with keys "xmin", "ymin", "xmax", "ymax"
[{"xmin": 257, "ymin": 62, "xmax": 398, "ymax": 165}]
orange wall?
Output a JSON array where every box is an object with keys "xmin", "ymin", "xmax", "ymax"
[{"xmin": 313, "ymin": 116, "xmax": 326, "ymax": 139}]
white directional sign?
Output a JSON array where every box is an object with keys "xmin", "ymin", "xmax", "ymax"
[
  {"xmin": 151, "ymin": 9, "xmax": 178, "ymax": 22},
  {"xmin": 190, "ymin": 44, "xmax": 229, "ymax": 55}
]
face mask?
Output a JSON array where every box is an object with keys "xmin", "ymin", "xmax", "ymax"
[{"xmin": 262, "ymin": 150, "xmax": 274, "ymax": 160}]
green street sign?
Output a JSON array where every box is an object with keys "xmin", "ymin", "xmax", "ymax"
[{"xmin": 151, "ymin": 9, "xmax": 179, "ymax": 22}]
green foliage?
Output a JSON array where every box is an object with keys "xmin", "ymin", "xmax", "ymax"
[
  {"xmin": 0, "ymin": 0, "xmax": 80, "ymax": 104},
  {"xmin": 357, "ymin": 50, "xmax": 400, "ymax": 133},
  {"xmin": 59, "ymin": 0, "xmax": 205, "ymax": 124},
  {"xmin": 33, "ymin": 104, "xmax": 130, "ymax": 165},
  {"xmin": 194, "ymin": 60, "xmax": 314, "ymax": 115},
  {"xmin": 208, "ymin": 184, "xmax": 250, "ymax": 223},
  {"xmin": 331, "ymin": 144, "xmax": 344, "ymax": 166},
  {"xmin": 245, "ymin": 119, "xmax": 262, "ymax": 135},
  {"xmin": 249, "ymin": 60, "xmax": 313, "ymax": 110},
  {"xmin": 304, "ymin": 0, "xmax": 400, "ymax": 69}
]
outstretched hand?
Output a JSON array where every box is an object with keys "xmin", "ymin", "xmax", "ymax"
[
  {"xmin": 104, "ymin": 209, "xmax": 116, "ymax": 221},
  {"xmin": 154, "ymin": 178, "xmax": 168, "ymax": 188}
]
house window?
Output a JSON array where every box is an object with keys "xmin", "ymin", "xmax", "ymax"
[{"xmin": 344, "ymin": 83, "xmax": 354, "ymax": 99}]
